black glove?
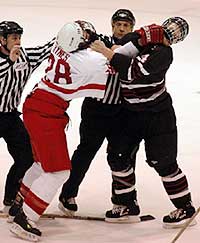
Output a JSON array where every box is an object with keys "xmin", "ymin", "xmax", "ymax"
[
  {"xmin": 117, "ymin": 32, "xmax": 146, "ymax": 52},
  {"xmin": 97, "ymin": 34, "xmax": 114, "ymax": 48},
  {"xmin": 87, "ymin": 31, "xmax": 99, "ymax": 43},
  {"xmin": 117, "ymin": 32, "xmax": 140, "ymax": 45},
  {"xmin": 84, "ymin": 32, "xmax": 113, "ymax": 48}
]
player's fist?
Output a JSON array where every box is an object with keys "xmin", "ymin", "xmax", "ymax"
[
  {"xmin": 9, "ymin": 45, "xmax": 21, "ymax": 62},
  {"xmin": 90, "ymin": 40, "xmax": 106, "ymax": 52},
  {"xmin": 136, "ymin": 24, "xmax": 164, "ymax": 46}
]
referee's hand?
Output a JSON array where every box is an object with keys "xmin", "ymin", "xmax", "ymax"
[{"xmin": 9, "ymin": 45, "xmax": 21, "ymax": 62}]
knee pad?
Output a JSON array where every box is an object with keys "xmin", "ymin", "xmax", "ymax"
[
  {"xmin": 107, "ymin": 150, "xmax": 130, "ymax": 172},
  {"xmin": 107, "ymin": 144, "xmax": 139, "ymax": 172},
  {"xmin": 146, "ymin": 159, "xmax": 178, "ymax": 177}
]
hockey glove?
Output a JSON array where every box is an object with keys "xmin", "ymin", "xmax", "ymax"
[
  {"xmin": 116, "ymin": 32, "xmax": 145, "ymax": 52},
  {"xmin": 97, "ymin": 34, "xmax": 113, "ymax": 48},
  {"xmin": 82, "ymin": 31, "xmax": 113, "ymax": 48},
  {"xmin": 136, "ymin": 24, "xmax": 164, "ymax": 46}
]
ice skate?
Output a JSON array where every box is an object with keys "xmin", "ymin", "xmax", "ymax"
[
  {"xmin": 163, "ymin": 203, "xmax": 197, "ymax": 229},
  {"xmin": 105, "ymin": 200, "xmax": 140, "ymax": 223},
  {"xmin": 58, "ymin": 197, "xmax": 78, "ymax": 216},
  {"xmin": 8, "ymin": 192, "xmax": 23, "ymax": 223},
  {"xmin": 10, "ymin": 209, "xmax": 41, "ymax": 242}
]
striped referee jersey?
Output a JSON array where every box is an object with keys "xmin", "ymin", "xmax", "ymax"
[
  {"xmin": 0, "ymin": 38, "xmax": 55, "ymax": 112},
  {"xmin": 95, "ymin": 35, "xmax": 121, "ymax": 104}
]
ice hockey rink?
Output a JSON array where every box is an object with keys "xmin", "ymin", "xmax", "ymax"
[{"xmin": 0, "ymin": 0, "xmax": 200, "ymax": 242}]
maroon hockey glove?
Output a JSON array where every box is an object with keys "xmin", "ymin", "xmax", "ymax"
[{"xmin": 136, "ymin": 24, "xmax": 164, "ymax": 46}]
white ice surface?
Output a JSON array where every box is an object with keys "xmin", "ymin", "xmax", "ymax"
[{"xmin": 0, "ymin": 1, "xmax": 200, "ymax": 242}]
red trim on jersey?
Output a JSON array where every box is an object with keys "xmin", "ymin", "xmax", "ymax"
[
  {"xmin": 20, "ymin": 183, "xmax": 30, "ymax": 198},
  {"xmin": 42, "ymin": 79, "xmax": 106, "ymax": 94},
  {"xmin": 24, "ymin": 189, "xmax": 49, "ymax": 215}
]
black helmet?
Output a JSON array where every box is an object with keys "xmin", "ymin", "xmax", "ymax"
[
  {"xmin": 111, "ymin": 9, "xmax": 136, "ymax": 26},
  {"xmin": 0, "ymin": 21, "xmax": 23, "ymax": 38}
]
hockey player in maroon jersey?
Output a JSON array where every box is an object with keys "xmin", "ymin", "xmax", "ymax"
[{"xmin": 91, "ymin": 17, "xmax": 196, "ymax": 228}]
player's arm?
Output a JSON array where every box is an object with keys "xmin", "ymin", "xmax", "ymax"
[
  {"xmin": 91, "ymin": 23, "xmax": 166, "ymax": 58},
  {"xmin": 91, "ymin": 24, "xmax": 168, "ymax": 78},
  {"xmin": 140, "ymin": 46, "xmax": 173, "ymax": 76},
  {"xmin": 89, "ymin": 39, "xmax": 132, "ymax": 76}
]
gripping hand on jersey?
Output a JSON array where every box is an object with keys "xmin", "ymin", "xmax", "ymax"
[
  {"xmin": 136, "ymin": 24, "xmax": 164, "ymax": 46},
  {"xmin": 97, "ymin": 34, "xmax": 113, "ymax": 48},
  {"xmin": 90, "ymin": 40, "xmax": 106, "ymax": 53}
]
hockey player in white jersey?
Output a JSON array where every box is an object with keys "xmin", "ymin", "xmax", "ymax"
[{"xmin": 9, "ymin": 21, "xmax": 112, "ymax": 242}]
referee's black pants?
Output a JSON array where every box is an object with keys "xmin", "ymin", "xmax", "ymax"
[
  {"xmin": 59, "ymin": 98, "xmax": 136, "ymax": 200},
  {"xmin": 0, "ymin": 111, "xmax": 34, "ymax": 206}
]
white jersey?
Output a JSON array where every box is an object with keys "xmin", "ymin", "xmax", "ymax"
[{"xmin": 37, "ymin": 44, "xmax": 109, "ymax": 101}]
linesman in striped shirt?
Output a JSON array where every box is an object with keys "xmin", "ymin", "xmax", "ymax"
[
  {"xmin": 0, "ymin": 21, "xmax": 54, "ymax": 212},
  {"xmin": 58, "ymin": 9, "xmax": 137, "ymax": 215}
]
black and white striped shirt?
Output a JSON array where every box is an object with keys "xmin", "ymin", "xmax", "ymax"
[
  {"xmin": 0, "ymin": 38, "xmax": 55, "ymax": 112},
  {"xmin": 96, "ymin": 35, "xmax": 121, "ymax": 104},
  {"xmin": 102, "ymin": 72, "xmax": 120, "ymax": 104}
]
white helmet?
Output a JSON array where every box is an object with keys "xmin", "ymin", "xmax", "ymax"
[{"xmin": 56, "ymin": 22, "xmax": 84, "ymax": 53}]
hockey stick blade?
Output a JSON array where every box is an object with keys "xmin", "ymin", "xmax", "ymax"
[
  {"xmin": 41, "ymin": 213, "xmax": 155, "ymax": 222},
  {"xmin": 140, "ymin": 214, "xmax": 155, "ymax": 221}
]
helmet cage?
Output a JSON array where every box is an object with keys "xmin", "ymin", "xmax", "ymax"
[{"xmin": 162, "ymin": 17, "xmax": 189, "ymax": 44}]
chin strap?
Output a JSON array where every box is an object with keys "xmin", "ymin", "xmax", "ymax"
[
  {"xmin": 0, "ymin": 35, "xmax": 10, "ymax": 53},
  {"xmin": 1, "ymin": 44, "xmax": 10, "ymax": 53}
]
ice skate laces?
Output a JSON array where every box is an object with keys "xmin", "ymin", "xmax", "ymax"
[
  {"xmin": 169, "ymin": 208, "xmax": 184, "ymax": 219},
  {"xmin": 112, "ymin": 205, "xmax": 126, "ymax": 214},
  {"xmin": 68, "ymin": 198, "xmax": 76, "ymax": 204}
]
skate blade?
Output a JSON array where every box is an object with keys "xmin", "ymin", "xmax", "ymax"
[
  {"xmin": 1, "ymin": 206, "xmax": 11, "ymax": 215},
  {"xmin": 163, "ymin": 218, "xmax": 197, "ymax": 229},
  {"xmin": 58, "ymin": 202, "xmax": 76, "ymax": 217},
  {"xmin": 10, "ymin": 223, "xmax": 40, "ymax": 242},
  {"xmin": 7, "ymin": 215, "xmax": 14, "ymax": 223},
  {"xmin": 105, "ymin": 215, "xmax": 140, "ymax": 223}
]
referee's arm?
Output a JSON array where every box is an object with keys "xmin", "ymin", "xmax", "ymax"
[{"xmin": 25, "ymin": 38, "xmax": 55, "ymax": 71}]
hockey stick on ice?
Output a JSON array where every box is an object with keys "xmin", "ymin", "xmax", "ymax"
[
  {"xmin": 170, "ymin": 206, "xmax": 200, "ymax": 243},
  {"xmin": 0, "ymin": 211, "xmax": 155, "ymax": 222},
  {"xmin": 41, "ymin": 213, "xmax": 155, "ymax": 222}
]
